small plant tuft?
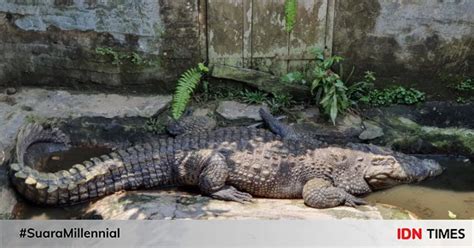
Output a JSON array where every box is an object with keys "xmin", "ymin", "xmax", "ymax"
[
  {"xmin": 240, "ymin": 90, "xmax": 269, "ymax": 104},
  {"xmin": 95, "ymin": 47, "xmax": 124, "ymax": 65},
  {"xmin": 347, "ymin": 71, "xmax": 376, "ymax": 104},
  {"xmin": 95, "ymin": 47, "xmax": 159, "ymax": 66},
  {"xmin": 267, "ymin": 92, "xmax": 295, "ymax": 114},
  {"xmin": 454, "ymin": 79, "xmax": 474, "ymax": 92},
  {"xmin": 281, "ymin": 71, "xmax": 307, "ymax": 85},
  {"xmin": 144, "ymin": 118, "xmax": 165, "ymax": 134}
]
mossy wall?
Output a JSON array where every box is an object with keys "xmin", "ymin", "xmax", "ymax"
[
  {"xmin": 0, "ymin": 0, "xmax": 472, "ymax": 95},
  {"xmin": 333, "ymin": 0, "xmax": 473, "ymax": 97},
  {"xmin": 0, "ymin": 0, "xmax": 202, "ymax": 93}
]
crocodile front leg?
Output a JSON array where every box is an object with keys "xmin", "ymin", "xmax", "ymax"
[
  {"xmin": 302, "ymin": 178, "xmax": 367, "ymax": 208},
  {"xmin": 198, "ymin": 152, "xmax": 253, "ymax": 203}
]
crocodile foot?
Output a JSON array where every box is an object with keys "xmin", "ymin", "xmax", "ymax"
[
  {"xmin": 344, "ymin": 195, "xmax": 368, "ymax": 207},
  {"xmin": 211, "ymin": 186, "xmax": 253, "ymax": 204}
]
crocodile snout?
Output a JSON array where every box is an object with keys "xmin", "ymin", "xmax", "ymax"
[{"xmin": 405, "ymin": 158, "xmax": 443, "ymax": 182}]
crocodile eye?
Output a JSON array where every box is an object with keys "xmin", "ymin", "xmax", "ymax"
[
  {"xmin": 371, "ymin": 156, "xmax": 386, "ymax": 166},
  {"xmin": 386, "ymin": 157, "xmax": 396, "ymax": 164}
]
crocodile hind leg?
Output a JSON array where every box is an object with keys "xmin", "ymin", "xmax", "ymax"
[
  {"xmin": 302, "ymin": 178, "xmax": 367, "ymax": 208},
  {"xmin": 198, "ymin": 153, "xmax": 253, "ymax": 203}
]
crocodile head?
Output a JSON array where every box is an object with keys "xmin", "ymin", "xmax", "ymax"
[{"xmin": 364, "ymin": 154, "xmax": 443, "ymax": 189}]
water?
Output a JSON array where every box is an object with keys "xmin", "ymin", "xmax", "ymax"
[
  {"xmin": 39, "ymin": 147, "xmax": 112, "ymax": 173},
  {"xmin": 14, "ymin": 149, "xmax": 474, "ymax": 219},
  {"xmin": 365, "ymin": 156, "xmax": 474, "ymax": 219}
]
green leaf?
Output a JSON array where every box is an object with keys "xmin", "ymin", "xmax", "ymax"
[
  {"xmin": 171, "ymin": 66, "xmax": 204, "ymax": 119},
  {"xmin": 311, "ymin": 47, "xmax": 324, "ymax": 60},
  {"xmin": 333, "ymin": 56, "xmax": 344, "ymax": 63},
  {"xmin": 282, "ymin": 71, "xmax": 305, "ymax": 84},
  {"xmin": 285, "ymin": 0, "xmax": 297, "ymax": 33},
  {"xmin": 320, "ymin": 92, "xmax": 332, "ymax": 105},
  {"xmin": 311, "ymin": 79, "xmax": 321, "ymax": 93},
  {"xmin": 198, "ymin": 62, "xmax": 209, "ymax": 73}
]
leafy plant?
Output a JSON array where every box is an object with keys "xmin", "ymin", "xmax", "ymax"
[
  {"xmin": 95, "ymin": 47, "xmax": 124, "ymax": 65},
  {"xmin": 284, "ymin": 0, "xmax": 297, "ymax": 33},
  {"xmin": 95, "ymin": 47, "xmax": 159, "ymax": 66},
  {"xmin": 310, "ymin": 48, "xmax": 349, "ymax": 125},
  {"xmin": 144, "ymin": 118, "xmax": 165, "ymax": 134},
  {"xmin": 362, "ymin": 86, "xmax": 425, "ymax": 106},
  {"xmin": 267, "ymin": 92, "xmax": 295, "ymax": 114},
  {"xmin": 454, "ymin": 79, "xmax": 474, "ymax": 92},
  {"xmin": 171, "ymin": 63, "xmax": 209, "ymax": 119},
  {"xmin": 456, "ymin": 96, "xmax": 467, "ymax": 104},
  {"xmin": 337, "ymin": 64, "xmax": 355, "ymax": 84},
  {"xmin": 347, "ymin": 71, "xmax": 376, "ymax": 103},
  {"xmin": 281, "ymin": 71, "xmax": 307, "ymax": 85},
  {"xmin": 240, "ymin": 89, "xmax": 269, "ymax": 104}
]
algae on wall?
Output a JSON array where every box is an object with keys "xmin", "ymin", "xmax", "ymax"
[
  {"xmin": 0, "ymin": 0, "xmax": 201, "ymax": 92},
  {"xmin": 333, "ymin": 0, "xmax": 474, "ymax": 94},
  {"xmin": 0, "ymin": 0, "xmax": 472, "ymax": 93},
  {"xmin": 382, "ymin": 117, "xmax": 474, "ymax": 158}
]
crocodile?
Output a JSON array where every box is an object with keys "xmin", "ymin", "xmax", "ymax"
[{"xmin": 8, "ymin": 111, "xmax": 443, "ymax": 208}]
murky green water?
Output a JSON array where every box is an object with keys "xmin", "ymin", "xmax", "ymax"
[
  {"xmin": 365, "ymin": 156, "xmax": 474, "ymax": 219},
  {"xmin": 14, "ymin": 149, "xmax": 473, "ymax": 219},
  {"xmin": 40, "ymin": 147, "xmax": 112, "ymax": 173}
]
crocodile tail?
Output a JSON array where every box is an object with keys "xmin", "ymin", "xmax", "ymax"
[
  {"xmin": 9, "ymin": 123, "xmax": 71, "ymax": 204},
  {"xmin": 258, "ymin": 108, "xmax": 290, "ymax": 138},
  {"xmin": 10, "ymin": 135, "xmax": 167, "ymax": 206},
  {"xmin": 15, "ymin": 123, "xmax": 71, "ymax": 165}
]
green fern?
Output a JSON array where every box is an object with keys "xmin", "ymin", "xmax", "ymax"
[
  {"xmin": 285, "ymin": 0, "xmax": 297, "ymax": 33},
  {"xmin": 171, "ymin": 63, "xmax": 208, "ymax": 119}
]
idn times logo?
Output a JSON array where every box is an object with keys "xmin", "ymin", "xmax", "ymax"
[{"xmin": 397, "ymin": 228, "xmax": 466, "ymax": 240}]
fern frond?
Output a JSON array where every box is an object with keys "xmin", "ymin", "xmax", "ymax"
[
  {"xmin": 285, "ymin": 0, "xmax": 297, "ymax": 33},
  {"xmin": 171, "ymin": 67, "xmax": 203, "ymax": 119}
]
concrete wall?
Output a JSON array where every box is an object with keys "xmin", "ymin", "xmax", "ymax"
[
  {"xmin": 333, "ymin": 0, "xmax": 474, "ymax": 94},
  {"xmin": 207, "ymin": 0, "xmax": 329, "ymax": 76},
  {"xmin": 0, "ymin": 0, "xmax": 202, "ymax": 92},
  {"xmin": 0, "ymin": 0, "xmax": 472, "ymax": 95}
]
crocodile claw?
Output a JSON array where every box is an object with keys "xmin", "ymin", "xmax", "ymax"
[
  {"xmin": 211, "ymin": 186, "xmax": 253, "ymax": 204},
  {"xmin": 344, "ymin": 196, "xmax": 368, "ymax": 207}
]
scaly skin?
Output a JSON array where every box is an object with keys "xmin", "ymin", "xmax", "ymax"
[
  {"xmin": 9, "ymin": 122, "xmax": 443, "ymax": 208},
  {"xmin": 167, "ymin": 115, "xmax": 217, "ymax": 137}
]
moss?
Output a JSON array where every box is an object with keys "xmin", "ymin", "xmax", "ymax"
[
  {"xmin": 384, "ymin": 116, "xmax": 474, "ymax": 157},
  {"xmin": 421, "ymin": 127, "xmax": 474, "ymax": 154}
]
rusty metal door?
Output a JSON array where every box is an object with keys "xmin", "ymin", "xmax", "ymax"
[{"xmin": 206, "ymin": 0, "xmax": 334, "ymax": 75}]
